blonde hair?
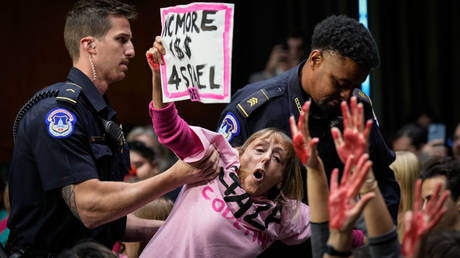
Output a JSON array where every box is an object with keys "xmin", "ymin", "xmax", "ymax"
[
  {"xmin": 238, "ymin": 128, "xmax": 303, "ymax": 210},
  {"xmin": 134, "ymin": 198, "xmax": 174, "ymax": 220},
  {"xmin": 390, "ymin": 151, "xmax": 421, "ymax": 241},
  {"xmin": 123, "ymin": 198, "xmax": 174, "ymax": 257}
]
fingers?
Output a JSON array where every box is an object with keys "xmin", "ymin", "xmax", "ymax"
[
  {"xmin": 351, "ymin": 159, "xmax": 372, "ymax": 197},
  {"xmin": 403, "ymin": 211, "xmax": 414, "ymax": 232},
  {"xmin": 350, "ymin": 96, "xmax": 357, "ymax": 130},
  {"xmin": 307, "ymin": 137, "xmax": 320, "ymax": 168},
  {"xmin": 357, "ymin": 102, "xmax": 364, "ymax": 132},
  {"xmin": 309, "ymin": 137, "xmax": 319, "ymax": 158},
  {"xmin": 414, "ymin": 179, "xmax": 422, "ymax": 211},
  {"xmin": 145, "ymin": 50, "xmax": 159, "ymax": 70},
  {"xmin": 428, "ymin": 190, "xmax": 450, "ymax": 220},
  {"xmin": 330, "ymin": 168, "xmax": 339, "ymax": 194},
  {"xmin": 147, "ymin": 36, "xmax": 165, "ymax": 66},
  {"xmin": 297, "ymin": 112, "xmax": 306, "ymax": 139},
  {"xmin": 194, "ymin": 146, "xmax": 219, "ymax": 175},
  {"xmin": 301, "ymin": 101, "xmax": 311, "ymax": 138},
  {"xmin": 340, "ymin": 155, "xmax": 354, "ymax": 185},
  {"xmin": 341, "ymin": 101, "xmax": 351, "ymax": 129},
  {"xmin": 425, "ymin": 182, "xmax": 442, "ymax": 212},
  {"xmin": 331, "ymin": 127, "xmax": 343, "ymax": 149},
  {"xmin": 427, "ymin": 206, "xmax": 447, "ymax": 232},
  {"xmin": 154, "ymin": 36, "xmax": 166, "ymax": 55},
  {"xmin": 289, "ymin": 115, "xmax": 297, "ymax": 137},
  {"xmin": 363, "ymin": 119, "xmax": 373, "ymax": 141},
  {"xmin": 205, "ymin": 167, "xmax": 222, "ymax": 181}
]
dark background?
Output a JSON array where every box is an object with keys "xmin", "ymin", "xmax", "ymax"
[{"xmin": 3, "ymin": 0, "xmax": 460, "ymax": 167}]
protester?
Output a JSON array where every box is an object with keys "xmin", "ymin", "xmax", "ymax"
[{"xmin": 138, "ymin": 37, "xmax": 312, "ymax": 257}]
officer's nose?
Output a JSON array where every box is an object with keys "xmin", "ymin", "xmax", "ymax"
[{"xmin": 125, "ymin": 41, "xmax": 135, "ymax": 58}]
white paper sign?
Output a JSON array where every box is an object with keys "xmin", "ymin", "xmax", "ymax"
[{"xmin": 160, "ymin": 2, "xmax": 234, "ymax": 103}]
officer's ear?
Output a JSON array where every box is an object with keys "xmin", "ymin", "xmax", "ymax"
[
  {"xmin": 81, "ymin": 37, "xmax": 97, "ymax": 54},
  {"xmin": 309, "ymin": 49, "xmax": 323, "ymax": 70}
]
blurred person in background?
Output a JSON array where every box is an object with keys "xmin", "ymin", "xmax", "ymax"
[
  {"xmin": 127, "ymin": 126, "xmax": 176, "ymax": 172},
  {"xmin": 390, "ymin": 151, "xmax": 421, "ymax": 241},
  {"xmin": 248, "ymin": 32, "xmax": 306, "ymax": 83}
]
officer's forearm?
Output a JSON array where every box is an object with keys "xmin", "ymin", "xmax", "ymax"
[
  {"xmin": 70, "ymin": 161, "xmax": 185, "ymax": 229},
  {"xmin": 152, "ymin": 69, "xmax": 167, "ymax": 109},
  {"xmin": 122, "ymin": 214, "xmax": 164, "ymax": 242}
]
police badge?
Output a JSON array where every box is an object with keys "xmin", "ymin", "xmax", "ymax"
[{"xmin": 45, "ymin": 108, "xmax": 77, "ymax": 138}]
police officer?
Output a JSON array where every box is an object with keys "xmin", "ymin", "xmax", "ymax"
[
  {"xmin": 7, "ymin": 1, "xmax": 219, "ymax": 256},
  {"xmin": 218, "ymin": 15, "xmax": 400, "ymax": 256}
]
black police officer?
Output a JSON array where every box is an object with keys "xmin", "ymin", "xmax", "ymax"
[{"xmin": 218, "ymin": 15, "xmax": 400, "ymax": 257}]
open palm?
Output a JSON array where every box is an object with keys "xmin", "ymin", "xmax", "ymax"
[{"xmin": 331, "ymin": 96, "xmax": 372, "ymax": 164}]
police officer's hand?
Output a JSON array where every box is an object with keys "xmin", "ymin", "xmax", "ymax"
[
  {"xmin": 179, "ymin": 145, "xmax": 221, "ymax": 184},
  {"xmin": 146, "ymin": 36, "xmax": 166, "ymax": 71},
  {"xmin": 289, "ymin": 100, "xmax": 321, "ymax": 169},
  {"xmin": 331, "ymin": 96, "xmax": 372, "ymax": 165}
]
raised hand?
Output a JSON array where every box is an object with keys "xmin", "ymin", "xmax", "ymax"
[
  {"xmin": 289, "ymin": 101, "xmax": 320, "ymax": 168},
  {"xmin": 328, "ymin": 154, "xmax": 375, "ymax": 231},
  {"xmin": 401, "ymin": 179, "xmax": 450, "ymax": 257},
  {"xmin": 146, "ymin": 36, "xmax": 166, "ymax": 71},
  {"xmin": 331, "ymin": 96, "xmax": 373, "ymax": 164}
]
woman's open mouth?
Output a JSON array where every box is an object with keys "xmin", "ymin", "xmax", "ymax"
[{"xmin": 253, "ymin": 169, "xmax": 264, "ymax": 181}]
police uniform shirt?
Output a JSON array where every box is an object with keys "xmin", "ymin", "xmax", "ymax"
[
  {"xmin": 217, "ymin": 61, "xmax": 400, "ymax": 221},
  {"xmin": 8, "ymin": 67, "xmax": 130, "ymax": 254}
]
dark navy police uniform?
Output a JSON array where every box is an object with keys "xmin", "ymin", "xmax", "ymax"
[
  {"xmin": 217, "ymin": 61, "xmax": 400, "ymax": 255},
  {"xmin": 7, "ymin": 67, "xmax": 130, "ymax": 257}
]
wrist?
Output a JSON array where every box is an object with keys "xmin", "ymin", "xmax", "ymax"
[
  {"xmin": 359, "ymin": 177, "xmax": 378, "ymax": 194},
  {"xmin": 327, "ymin": 229, "xmax": 352, "ymax": 253},
  {"xmin": 324, "ymin": 244, "xmax": 352, "ymax": 257}
]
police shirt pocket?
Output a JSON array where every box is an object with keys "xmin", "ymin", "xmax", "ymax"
[
  {"xmin": 90, "ymin": 143, "xmax": 115, "ymax": 180},
  {"xmin": 90, "ymin": 143, "xmax": 113, "ymax": 159}
]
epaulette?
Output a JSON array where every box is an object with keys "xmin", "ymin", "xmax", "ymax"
[
  {"xmin": 353, "ymin": 88, "xmax": 372, "ymax": 106},
  {"xmin": 236, "ymin": 87, "xmax": 285, "ymax": 118},
  {"xmin": 56, "ymin": 82, "xmax": 82, "ymax": 105},
  {"xmin": 352, "ymin": 88, "xmax": 380, "ymax": 126}
]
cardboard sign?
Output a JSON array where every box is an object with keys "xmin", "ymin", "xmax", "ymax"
[{"xmin": 160, "ymin": 2, "xmax": 234, "ymax": 103}]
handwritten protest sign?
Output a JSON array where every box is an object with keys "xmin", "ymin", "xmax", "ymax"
[{"xmin": 160, "ymin": 2, "xmax": 234, "ymax": 103}]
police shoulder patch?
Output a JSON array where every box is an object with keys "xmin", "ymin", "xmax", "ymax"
[
  {"xmin": 45, "ymin": 107, "xmax": 77, "ymax": 138},
  {"xmin": 218, "ymin": 112, "xmax": 240, "ymax": 142}
]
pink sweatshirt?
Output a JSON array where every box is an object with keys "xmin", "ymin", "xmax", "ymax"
[{"xmin": 140, "ymin": 102, "xmax": 311, "ymax": 258}]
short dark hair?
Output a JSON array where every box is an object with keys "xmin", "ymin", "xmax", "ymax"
[
  {"xmin": 311, "ymin": 15, "xmax": 380, "ymax": 70},
  {"xmin": 393, "ymin": 123, "xmax": 427, "ymax": 150},
  {"xmin": 420, "ymin": 157, "xmax": 460, "ymax": 200},
  {"xmin": 57, "ymin": 241, "xmax": 117, "ymax": 258},
  {"xmin": 128, "ymin": 140, "xmax": 156, "ymax": 164},
  {"xmin": 64, "ymin": 0, "xmax": 137, "ymax": 61}
]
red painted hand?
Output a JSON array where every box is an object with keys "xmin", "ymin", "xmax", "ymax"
[
  {"xmin": 146, "ymin": 36, "xmax": 165, "ymax": 71},
  {"xmin": 289, "ymin": 101, "xmax": 320, "ymax": 168},
  {"xmin": 331, "ymin": 96, "xmax": 372, "ymax": 164},
  {"xmin": 328, "ymin": 154, "xmax": 375, "ymax": 231},
  {"xmin": 401, "ymin": 179, "xmax": 450, "ymax": 257}
]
